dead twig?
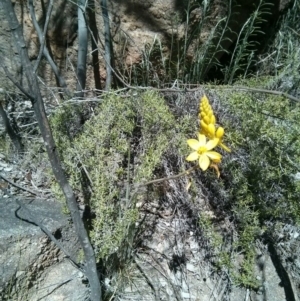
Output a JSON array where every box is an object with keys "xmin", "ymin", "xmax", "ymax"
[
  {"xmin": 34, "ymin": 0, "xmax": 53, "ymax": 72},
  {"xmin": 0, "ymin": 173, "xmax": 39, "ymax": 196},
  {"xmin": 111, "ymin": 66, "xmax": 300, "ymax": 103},
  {"xmin": 135, "ymin": 166, "xmax": 197, "ymax": 189}
]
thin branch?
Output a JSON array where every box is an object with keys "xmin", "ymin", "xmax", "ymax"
[
  {"xmin": 111, "ymin": 67, "xmax": 300, "ymax": 103},
  {"xmin": 28, "ymin": 0, "xmax": 71, "ymax": 96},
  {"xmin": 223, "ymin": 85, "xmax": 300, "ymax": 103},
  {"xmin": 0, "ymin": 173, "xmax": 39, "ymax": 196},
  {"xmin": 1, "ymin": 1, "xmax": 101, "ymax": 299},
  {"xmin": 34, "ymin": 0, "xmax": 54, "ymax": 72},
  {"xmin": 135, "ymin": 166, "xmax": 197, "ymax": 189},
  {"xmin": 0, "ymin": 60, "xmax": 35, "ymax": 101},
  {"xmin": 100, "ymin": 0, "xmax": 112, "ymax": 90},
  {"xmin": 75, "ymin": 0, "xmax": 88, "ymax": 98}
]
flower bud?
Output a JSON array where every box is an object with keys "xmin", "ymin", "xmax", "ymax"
[
  {"xmin": 216, "ymin": 127, "xmax": 224, "ymax": 138},
  {"xmin": 203, "ymin": 115, "xmax": 210, "ymax": 124},
  {"xmin": 207, "ymin": 123, "xmax": 215, "ymax": 137},
  {"xmin": 210, "ymin": 114, "xmax": 216, "ymax": 124},
  {"xmin": 200, "ymin": 120, "xmax": 208, "ymax": 131}
]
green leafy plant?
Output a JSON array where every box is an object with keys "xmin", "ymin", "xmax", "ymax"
[
  {"xmin": 50, "ymin": 91, "xmax": 185, "ymax": 263},
  {"xmin": 224, "ymin": 0, "xmax": 273, "ymax": 83},
  {"xmin": 204, "ymin": 88, "xmax": 300, "ymax": 287}
]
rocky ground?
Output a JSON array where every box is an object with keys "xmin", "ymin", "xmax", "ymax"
[{"xmin": 1, "ymin": 143, "xmax": 300, "ymax": 301}]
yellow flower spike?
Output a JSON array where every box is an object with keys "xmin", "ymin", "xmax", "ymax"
[
  {"xmin": 186, "ymin": 134, "xmax": 222, "ymax": 171},
  {"xmin": 203, "ymin": 104, "xmax": 209, "ymax": 112},
  {"xmin": 200, "ymin": 112, "xmax": 206, "ymax": 118},
  {"xmin": 201, "ymin": 95, "xmax": 209, "ymax": 104}
]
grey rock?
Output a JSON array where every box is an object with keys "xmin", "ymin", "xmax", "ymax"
[{"xmin": 0, "ymin": 197, "xmax": 87, "ymax": 301}]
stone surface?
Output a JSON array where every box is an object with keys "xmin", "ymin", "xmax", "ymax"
[{"xmin": 0, "ymin": 197, "xmax": 87, "ymax": 301}]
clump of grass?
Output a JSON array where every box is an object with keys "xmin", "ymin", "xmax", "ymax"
[
  {"xmin": 258, "ymin": 0, "xmax": 300, "ymax": 96},
  {"xmin": 223, "ymin": 0, "xmax": 273, "ymax": 84}
]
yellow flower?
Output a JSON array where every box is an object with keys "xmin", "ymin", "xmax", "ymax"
[
  {"xmin": 199, "ymin": 95, "xmax": 231, "ymax": 152},
  {"xmin": 200, "ymin": 122, "xmax": 231, "ymax": 152},
  {"xmin": 186, "ymin": 134, "xmax": 222, "ymax": 171}
]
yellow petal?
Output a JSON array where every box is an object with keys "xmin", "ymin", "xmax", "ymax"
[
  {"xmin": 186, "ymin": 151, "xmax": 199, "ymax": 161},
  {"xmin": 211, "ymin": 156, "xmax": 222, "ymax": 163},
  {"xmin": 206, "ymin": 151, "xmax": 222, "ymax": 161},
  {"xmin": 206, "ymin": 138, "xmax": 219, "ymax": 150},
  {"xmin": 187, "ymin": 139, "xmax": 201, "ymax": 150},
  {"xmin": 197, "ymin": 134, "xmax": 206, "ymax": 146},
  {"xmin": 199, "ymin": 155, "xmax": 210, "ymax": 171}
]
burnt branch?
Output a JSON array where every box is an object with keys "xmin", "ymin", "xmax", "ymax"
[
  {"xmin": 28, "ymin": 0, "xmax": 71, "ymax": 97},
  {"xmin": 0, "ymin": 1, "xmax": 101, "ymax": 300},
  {"xmin": 33, "ymin": 0, "xmax": 53, "ymax": 72}
]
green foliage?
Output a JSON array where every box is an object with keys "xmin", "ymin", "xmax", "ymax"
[
  {"xmin": 258, "ymin": 0, "xmax": 300, "ymax": 93},
  {"xmin": 224, "ymin": 0, "xmax": 273, "ymax": 84},
  {"xmin": 198, "ymin": 212, "xmax": 223, "ymax": 250},
  {"xmin": 232, "ymin": 249, "xmax": 259, "ymax": 288},
  {"xmin": 202, "ymin": 88, "xmax": 300, "ymax": 287},
  {"xmin": 50, "ymin": 91, "xmax": 185, "ymax": 261},
  {"xmin": 224, "ymin": 92, "xmax": 300, "ymax": 222}
]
